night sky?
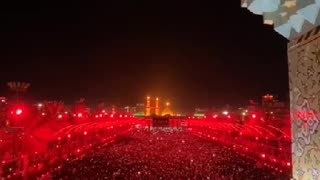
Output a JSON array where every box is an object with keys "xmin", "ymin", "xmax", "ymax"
[{"xmin": 0, "ymin": 1, "xmax": 288, "ymax": 111}]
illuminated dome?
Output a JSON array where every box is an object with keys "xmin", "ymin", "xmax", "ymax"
[
  {"xmin": 241, "ymin": 0, "xmax": 320, "ymax": 39},
  {"xmin": 161, "ymin": 107, "xmax": 174, "ymax": 116},
  {"xmin": 161, "ymin": 102, "xmax": 174, "ymax": 116}
]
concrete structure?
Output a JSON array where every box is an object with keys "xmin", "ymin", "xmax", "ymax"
[{"xmin": 242, "ymin": 1, "xmax": 320, "ymax": 179}]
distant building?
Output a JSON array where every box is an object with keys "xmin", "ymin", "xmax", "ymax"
[
  {"xmin": 195, "ymin": 108, "xmax": 208, "ymax": 114},
  {"xmin": 136, "ymin": 103, "xmax": 145, "ymax": 114},
  {"xmin": 262, "ymin": 94, "xmax": 274, "ymax": 108},
  {"xmin": 128, "ymin": 106, "xmax": 137, "ymax": 113},
  {"xmin": 261, "ymin": 94, "xmax": 289, "ymax": 120},
  {"xmin": 0, "ymin": 97, "xmax": 6, "ymax": 103},
  {"xmin": 116, "ymin": 107, "xmax": 127, "ymax": 114},
  {"xmin": 104, "ymin": 105, "xmax": 116, "ymax": 114}
]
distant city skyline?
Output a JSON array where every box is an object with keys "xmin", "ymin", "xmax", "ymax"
[{"xmin": 0, "ymin": 1, "xmax": 288, "ymax": 112}]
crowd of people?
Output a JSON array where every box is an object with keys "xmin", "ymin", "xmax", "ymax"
[
  {"xmin": 52, "ymin": 129, "xmax": 289, "ymax": 179},
  {"xmin": 0, "ymin": 119, "xmax": 138, "ymax": 179}
]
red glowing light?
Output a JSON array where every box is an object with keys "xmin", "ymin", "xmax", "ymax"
[
  {"xmin": 110, "ymin": 114, "xmax": 114, "ymax": 118},
  {"xmin": 77, "ymin": 149, "xmax": 80, "ymax": 153},
  {"xmin": 16, "ymin": 109, "xmax": 23, "ymax": 115},
  {"xmin": 67, "ymin": 134, "xmax": 71, "ymax": 138},
  {"xmin": 227, "ymin": 115, "xmax": 231, "ymax": 119},
  {"xmin": 120, "ymin": 114, "xmax": 123, "ymax": 118},
  {"xmin": 296, "ymin": 111, "xmax": 317, "ymax": 120},
  {"xmin": 84, "ymin": 131, "xmax": 87, "ymax": 135},
  {"xmin": 287, "ymin": 162, "xmax": 291, "ymax": 166},
  {"xmin": 95, "ymin": 115, "xmax": 99, "ymax": 118},
  {"xmin": 252, "ymin": 114, "xmax": 256, "ymax": 118},
  {"xmin": 213, "ymin": 114, "xmax": 218, "ymax": 118},
  {"xmin": 261, "ymin": 154, "xmax": 265, "ymax": 158},
  {"xmin": 77, "ymin": 113, "xmax": 82, "ymax": 118}
]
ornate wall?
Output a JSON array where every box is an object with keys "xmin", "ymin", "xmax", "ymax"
[
  {"xmin": 241, "ymin": 1, "xmax": 320, "ymax": 179},
  {"xmin": 288, "ymin": 27, "xmax": 320, "ymax": 180}
]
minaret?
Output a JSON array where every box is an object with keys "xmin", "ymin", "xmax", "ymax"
[
  {"xmin": 155, "ymin": 97, "xmax": 160, "ymax": 116},
  {"xmin": 146, "ymin": 96, "xmax": 151, "ymax": 116}
]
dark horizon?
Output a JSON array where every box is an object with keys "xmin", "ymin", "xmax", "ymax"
[{"xmin": 0, "ymin": 0, "xmax": 289, "ymax": 111}]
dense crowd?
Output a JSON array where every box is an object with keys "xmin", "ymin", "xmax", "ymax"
[{"xmin": 53, "ymin": 129, "xmax": 289, "ymax": 179}]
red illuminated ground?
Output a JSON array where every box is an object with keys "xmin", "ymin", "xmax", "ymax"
[
  {"xmin": 52, "ymin": 129, "xmax": 289, "ymax": 180},
  {"xmin": 0, "ymin": 108, "xmax": 291, "ymax": 179}
]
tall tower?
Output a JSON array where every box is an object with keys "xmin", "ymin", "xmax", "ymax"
[
  {"xmin": 146, "ymin": 96, "xmax": 151, "ymax": 116},
  {"xmin": 155, "ymin": 97, "xmax": 160, "ymax": 116}
]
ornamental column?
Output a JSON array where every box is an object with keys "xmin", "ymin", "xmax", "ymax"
[{"xmin": 242, "ymin": 0, "xmax": 320, "ymax": 179}]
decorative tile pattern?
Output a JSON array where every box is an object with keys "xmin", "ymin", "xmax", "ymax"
[
  {"xmin": 288, "ymin": 30, "xmax": 320, "ymax": 180},
  {"xmin": 242, "ymin": 0, "xmax": 320, "ymax": 39}
]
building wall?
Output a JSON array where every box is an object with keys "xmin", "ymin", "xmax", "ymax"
[
  {"xmin": 136, "ymin": 104, "xmax": 145, "ymax": 114},
  {"xmin": 288, "ymin": 28, "xmax": 320, "ymax": 180}
]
